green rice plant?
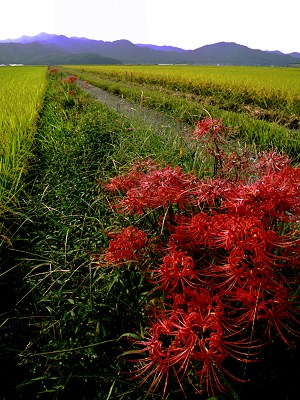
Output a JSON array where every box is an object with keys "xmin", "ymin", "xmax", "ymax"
[{"xmin": 0, "ymin": 66, "xmax": 46, "ymax": 243}]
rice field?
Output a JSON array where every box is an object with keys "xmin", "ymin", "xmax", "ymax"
[
  {"xmin": 73, "ymin": 64, "xmax": 300, "ymax": 95},
  {"xmin": 0, "ymin": 66, "xmax": 46, "ymax": 243},
  {"xmin": 65, "ymin": 65, "xmax": 300, "ymax": 114},
  {"xmin": 62, "ymin": 65, "xmax": 300, "ymax": 159}
]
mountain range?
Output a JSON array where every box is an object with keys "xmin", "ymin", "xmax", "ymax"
[{"xmin": 0, "ymin": 32, "xmax": 299, "ymax": 66}]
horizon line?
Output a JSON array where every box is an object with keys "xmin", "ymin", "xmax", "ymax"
[{"xmin": 0, "ymin": 31, "xmax": 299, "ymax": 55}]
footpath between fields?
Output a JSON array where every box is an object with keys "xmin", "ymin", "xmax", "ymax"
[{"xmin": 76, "ymin": 79, "xmax": 193, "ymax": 137}]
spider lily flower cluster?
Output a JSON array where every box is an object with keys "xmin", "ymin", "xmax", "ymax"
[
  {"xmin": 61, "ymin": 75, "xmax": 79, "ymax": 106},
  {"xmin": 100, "ymin": 118, "xmax": 300, "ymax": 397},
  {"xmin": 62, "ymin": 75, "xmax": 78, "ymax": 84}
]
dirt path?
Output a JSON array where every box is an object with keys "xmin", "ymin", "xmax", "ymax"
[{"xmin": 77, "ymin": 80, "xmax": 193, "ymax": 136}]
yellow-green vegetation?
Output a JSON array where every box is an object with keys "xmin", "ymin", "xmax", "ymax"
[
  {"xmin": 64, "ymin": 65, "xmax": 300, "ymax": 114},
  {"xmin": 0, "ymin": 66, "xmax": 46, "ymax": 243},
  {"xmin": 62, "ymin": 65, "xmax": 300, "ymax": 159},
  {"xmin": 69, "ymin": 64, "xmax": 300, "ymax": 95}
]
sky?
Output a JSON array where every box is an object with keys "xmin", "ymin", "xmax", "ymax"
[{"xmin": 0, "ymin": 0, "xmax": 299, "ymax": 53}]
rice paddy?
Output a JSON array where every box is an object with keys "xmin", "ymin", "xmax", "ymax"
[{"xmin": 0, "ymin": 66, "xmax": 46, "ymax": 223}]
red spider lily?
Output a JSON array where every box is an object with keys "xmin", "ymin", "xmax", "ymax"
[
  {"xmin": 150, "ymin": 248, "xmax": 198, "ymax": 292},
  {"xmin": 251, "ymin": 151, "xmax": 291, "ymax": 175},
  {"xmin": 129, "ymin": 290, "xmax": 255, "ymax": 397},
  {"xmin": 48, "ymin": 67, "xmax": 58, "ymax": 74},
  {"xmin": 221, "ymin": 149, "xmax": 252, "ymax": 180},
  {"xmin": 199, "ymin": 246, "xmax": 298, "ymax": 304},
  {"xmin": 105, "ymin": 169, "xmax": 145, "ymax": 193},
  {"xmin": 205, "ymin": 214, "xmax": 293, "ymax": 270},
  {"xmin": 226, "ymin": 285, "xmax": 300, "ymax": 346},
  {"xmin": 206, "ymin": 214, "xmax": 267, "ymax": 251},
  {"xmin": 105, "ymin": 159, "xmax": 158, "ymax": 193},
  {"xmin": 223, "ymin": 166, "xmax": 300, "ymax": 224},
  {"xmin": 192, "ymin": 117, "xmax": 229, "ymax": 176},
  {"xmin": 171, "ymin": 286, "xmax": 213, "ymax": 312},
  {"xmin": 169, "ymin": 212, "xmax": 211, "ymax": 252},
  {"xmin": 101, "ymin": 140, "xmax": 300, "ymax": 397},
  {"xmin": 129, "ymin": 317, "xmax": 184, "ymax": 398},
  {"xmin": 63, "ymin": 75, "xmax": 77, "ymax": 84},
  {"xmin": 193, "ymin": 117, "xmax": 226, "ymax": 142},
  {"xmin": 257, "ymin": 295, "xmax": 300, "ymax": 345},
  {"xmin": 129, "ymin": 308, "xmax": 226, "ymax": 397},
  {"xmin": 221, "ymin": 150, "xmax": 290, "ymax": 181},
  {"xmin": 117, "ymin": 166, "xmax": 197, "ymax": 215},
  {"xmin": 192, "ymin": 177, "xmax": 233, "ymax": 210},
  {"xmin": 197, "ymin": 226, "xmax": 298, "ymax": 294},
  {"xmin": 170, "ymin": 212, "xmax": 280, "ymax": 266},
  {"xmin": 104, "ymin": 226, "xmax": 148, "ymax": 265}
]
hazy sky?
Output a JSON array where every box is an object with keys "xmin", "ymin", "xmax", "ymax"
[{"xmin": 0, "ymin": 0, "xmax": 299, "ymax": 53}]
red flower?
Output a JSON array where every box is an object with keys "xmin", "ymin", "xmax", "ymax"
[
  {"xmin": 192, "ymin": 177, "xmax": 233, "ymax": 209},
  {"xmin": 117, "ymin": 166, "xmax": 197, "ymax": 214},
  {"xmin": 130, "ymin": 289, "xmax": 252, "ymax": 397},
  {"xmin": 256, "ymin": 289, "xmax": 300, "ymax": 345},
  {"xmin": 152, "ymin": 248, "xmax": 198, "ymax": 292},
  {"xmin": 104, "ymin": 226, "xmax": 148, "ymax": 265},
  {"xmin": 99, "ymin": 140, "xmax": 300, "ymax": 397},
  {"xmin": 193, "ymin": 117, "xmax": 226, "ymax": 142},
  {"xmin": 48, "ymin": 67, "xmax": 58, "ymax": 74},
  {"xmin": 226, "ymin": 285, "xmax": 300, "ymax": 346},
  {"xmin": 63, "ymin": 75, "xmax": 77, "ymax": 84},
  {"xmin": 251, "ymin": 151, "xmax": 291, "ymax": 175},
  {"xmin": 223, "ymin": 166, "xmax": 300, "ymax": 223},
  {"xmin": 207, "ymin": 215, "xmax": 272, "ymax": 267},
  {"xmin": 170, "ymin": 212, "xmax": 210, "ymax": 251},
  {"xmin": 105, "ymin": 159, "xmax": 158, "ymax": 193}
]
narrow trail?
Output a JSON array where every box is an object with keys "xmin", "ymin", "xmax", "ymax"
[{"xmin": 77, "ymin": 80, "xmax": 193, "ymax": 137}]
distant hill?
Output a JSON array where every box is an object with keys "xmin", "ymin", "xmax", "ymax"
[
  {"xmin": 0, "ymin": 41, "xmax": 122, "ymax": 65},
  {"xmin": 290, "ymin": 52, "xmax": 300, "ymax": 59},
  {"xmin": 136, "ymin": 43, "xmax": 186, "ymax": 53},
  {"xmin": 188, "ymin": 42, "xmax": 299, "ymax": 66},
  {"xmin": 0, "ymin": 33, "xmax": 299, "ymax": 66}
]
